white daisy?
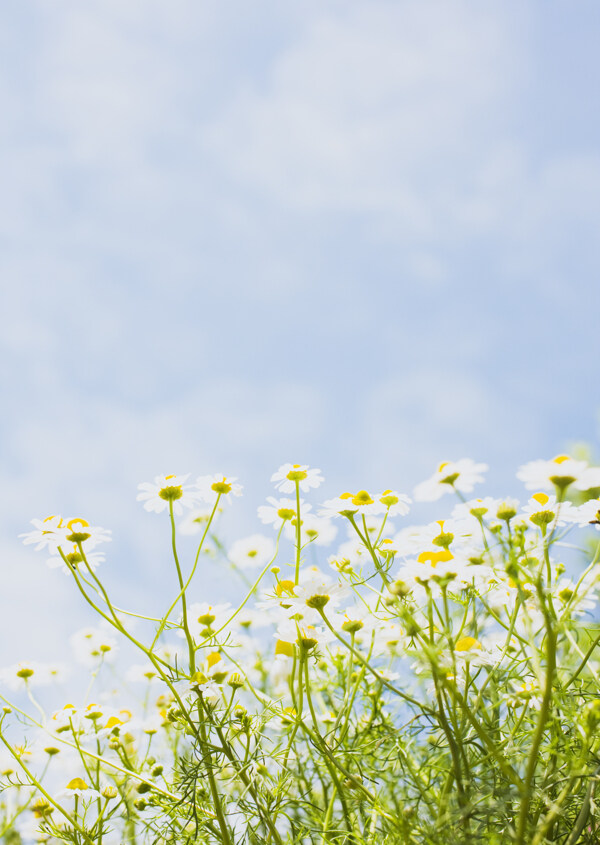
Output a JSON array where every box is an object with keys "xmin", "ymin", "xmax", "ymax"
[
  {"xmin": 284, "ymin": 514, "xmax": 338, "ymax": 546},
  {"xmin": 186, "ymin": 602, "xmax": 233, "ymax": 640},
  {"xmin": 137, "ymin": 474, "xmax": 199, "ymax": 515},
  {"xmin": 20, "ymin": 515, "xmax": 67, "ymax": 553},
  {"xmin": 47, "ymin": 545, "xmax": 105, "ymax": 574},
  {"xmin": 257, "ymin": 496, "xmax": 308, "ymax": 526},
  {"xmin": 70, "ymin": 627, "xmax": 119, "ymax": 666},
  {"xmin": 180, "ymin": 503, "xmax": 222, "ymax": 534},
  {"xmin": 60, "ymin": 778, "xmax": 102, "ymax": 801},
  {"xmin": 516, "ymin": 455, "xmax": 591, "ymax": 493},
  {"xmin": 229, "ymin": 534, "xmax": 275, "ymax": 570},
  {"xmin": 195, "ymin": 474, "xmax": 243, "ymax": 503},
  {"xmin": 413, "ymin": 459, "xmax": 488, "ymax": 502},
  {"xmin": 320, "ymin": 490, "xmax": 386, "ymax": 518},
  {"xmin": 285, "ymin": 575, "xmax": 349, "ymax": 614},
  {"xmin": 379, "ymin": 490, "xmax": 412, "ymax": 516},
  {"xmin": 271, "ymin": 464, "xmax": 324, "ymax": 494},
  {"xmin": 0, "ymin": 661, "xmax": 68, "ymax": 691}
]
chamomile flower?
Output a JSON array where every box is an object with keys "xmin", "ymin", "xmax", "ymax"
[
  {"xmin": 453, "ymin": 637, "xmax": 495, "ymax": 666},
  {"xmin": 137, "ymin": 474, "xmax": 199, "ymax": 515},
  {"xmin": 451, "ymin": 497, "xmax": 503, "ymax": 522},
  {"xmin": 190, "ymin": 674, "xmax": 222, "ymax": 704},
  {"xmin": 520, "ymin": 492, "xmax": 563, "ymax": 528},
  {"xmin": 285, "ymin": 576, "xmax": 349, "ymax": 614},
  {"xmin": 328, "ymin": 538, "xmax": 371, "ymax": 570},
  {"xmin": 320, "ymin": 490, "xmax": 386, "ymax": 518},
  {"xmin": 186, "ymin": 602, "xmax": 233, "ymax": 640},
  {"xmin": 70, "ymin": 627, "xmax": 118, "ymax": 666},
  {"xmin": 275, "ymin": 620, "xmax": 333, "ymax": 651},
  {"xmin": 47, "ymin": 545, "xmax": 105, "ymax": 573},
  {"xmin": 0, "ymin": 661, "xmax": 68, "ymax": 691},
  {"xmin": 271, "ymin": 464, "xmax": 324, "ymax": 494},
  {"xmin": 61, "ymin": 518, "xmax": 112, "ymax": 547},
  {"xmin": 284, "ymin": 514, "xmax": 338, "ymax": 546},
  {"xmin": 379, "ymin": 490, "xmax": 412, "ymax": 516},
  {"xmin": 195, "ymin": 474, "xmax": 243, "ymax": 503},
  {"xmin": 229, "ymin": 534, "xmax": 275, "ymax": 570},
  {"xmin": 21, "ymin": 516, "xmax": 111, "ymax": 554},
  {"xmin": 180, "ymin": 503, "xmax": 222, "ymax": 534},
  {"xmin": 516, "ymin": 455, "xmax": 591, "ymax": 493},
  {"xmin": 126, "ymin": 662, "xmax": 162, "ymax": 684},
  {"xmin": 19, "ymin": 516, "xmax": 67, "ymax": 553},
  {"xmin": 413, "ymin": 459, "xmax": 488, "ymax": 502},
  {"xmin": 258, "ymin": 497, "xmax": 308, "ymax": 526},
  {"xmin": 569, "ymin": 498, "xmax": 600, "ymax": 528},
  {"xmin": 60, "ymin": 778, "xmax": 101, "ymax": 800}
]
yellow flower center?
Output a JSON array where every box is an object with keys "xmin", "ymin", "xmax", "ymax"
[
  {"xmin": 276, "ymin": 580, "xmax": 296, "ymax": 596},
  {"xmin": 159, "ymin": 485, "xmax": 183, "ymax": 501},
  {"xmin": 211, "ymin": 479, "xmax": 232, "ymax": 494},
  {"xmin": 352, "ymin": 490, "xmax": 373, "ymax": 506},
  {"xmin": 66, "ymin": 778, "xmax": 88, "ymax": 791},
  {"xmin": 455, "ymin": 637, "xmax": 482, "ymax": 652},
  {"xmin": 275, "ymin": 640, "xmax": 294, "ymax": 657},
  {"xmin": 286, "ymin": 468, "xmax": 308, "ymax": 482},
  {"xmin": 417, "ymin": 550, "xmax": 454, "ymax": 567}
]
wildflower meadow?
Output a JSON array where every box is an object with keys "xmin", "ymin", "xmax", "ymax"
[{"xmin": 3, "ymin": 456, "xmax": 600, "ymax": 844}]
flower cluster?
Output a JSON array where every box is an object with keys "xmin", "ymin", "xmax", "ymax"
[{"xmin": 6, "ymin": 454, "xmax": 600, "ymax": 844}]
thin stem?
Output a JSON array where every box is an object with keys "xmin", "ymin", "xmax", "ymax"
[{"xmin": 169, "ymin": 500, "xmax": 196, "ymax": 675}]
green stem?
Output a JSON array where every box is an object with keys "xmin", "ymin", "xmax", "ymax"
[
  {"xmin": 294, "ymin": 481, "xmax": 302, "ymax": 584},
  {"xmin": 197, "ymin": 695, "xmax": 233, "ymax": 845},
  {"xmin": 151, "ymin": 494, "xmax": 222, "ymax": 649},
  {"xmin": 515, "ymin": 590, "xmax": 557, "ymax": 844},
  {"xmin": 168, "ymin": 501, "xmax": 196, "ymax": 675},
  {"xmin": 0, "ymin": 729, "xmax": 94, "ymax": 844}
]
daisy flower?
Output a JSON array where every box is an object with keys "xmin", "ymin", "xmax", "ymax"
[
  {"xmin": 285, "ymin": 575, "xmax": 349, "ymax": 613},
  {"xmin": 61, "ymin": 518, "xmax": 112, "ymax": 547},
  {"xmin": 186, "ymin": 602, "xmax": 233, "ymax": 640},
  {"xmin": 516, "ymin": 455, "xmax": 591, "ymax": 493},
  {"xmin": 274, "ymin": 620, "xmax": 334, "ymax": 652},
  {"xmin": 320, "ymin": 490, "xmax": 386, "ymax": 518},
  {"xmin": 60, "ymin": 778, "xmax": 101, "ymax": 801},
  {"xmin": 413, "ymin": 459, "xmax": 488, "ymax": 502},
  {"xmin": 568, "ymin": 498, "xmax": 600, "ymax": 528},
  {"xmin": 180, "ymin": 503, "xmax": 223, "ymax": 534},
  {"xmin": 20, "ymin": 515, "xmax": 67, "ymax": 553},
  {"xmin": 379, "ymin": 490, "xmax": 412, "ymax": 516},
  {"xmin": 47, "ymin": 545, "xmax": 105, "ymax": 574},
  {"xmin": 284, "ymin": 514, "xmax": 338, "ymax": 546},
  {"xmin": 271, "ymin": 464, "xmax": 324, "ymax": 494},
  {"xmin": 137, "ymin": 474, "xmax": 199, "ymax": 515},
  {"xmin": 70, "ymin": 627, "xmax": 119, "ymax": 666},
  {"xmin": 195, "ymin": 474, "xmax": 243, "ymax": 503},
  {"xmin": 0, "ymin": 661, "xmax": 68, "ymax": 691},
  {"xmin": 20, "ymin": 516, "xmax": 111, "ymax": 554},
  {"xmin": 519, "ymin": 492, "xmax": 588, "ymax": 531},
  {"xmin": 229, "ymin": 534, "xmax": 275, "ymax": 570},
  {"xmin": 258, "ymin": 497, "xmax": 308, "ymax": 526},
  {"xmin": 451, "ymin": 497, "xmax": 503, "ymax": 521}
]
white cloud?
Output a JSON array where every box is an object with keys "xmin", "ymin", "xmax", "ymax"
[{"xmin": 204, "ymin": 1, "xmax": 525, "ymax": 230}]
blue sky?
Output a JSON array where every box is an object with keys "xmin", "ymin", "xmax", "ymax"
[{"xmin": 1, "ymin": 1, "xmax": 599, "ymax": 662}]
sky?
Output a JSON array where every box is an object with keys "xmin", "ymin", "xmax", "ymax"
[{"xmin": 1, "ymin": 0, "xmax": 600, "ymax": 664}]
